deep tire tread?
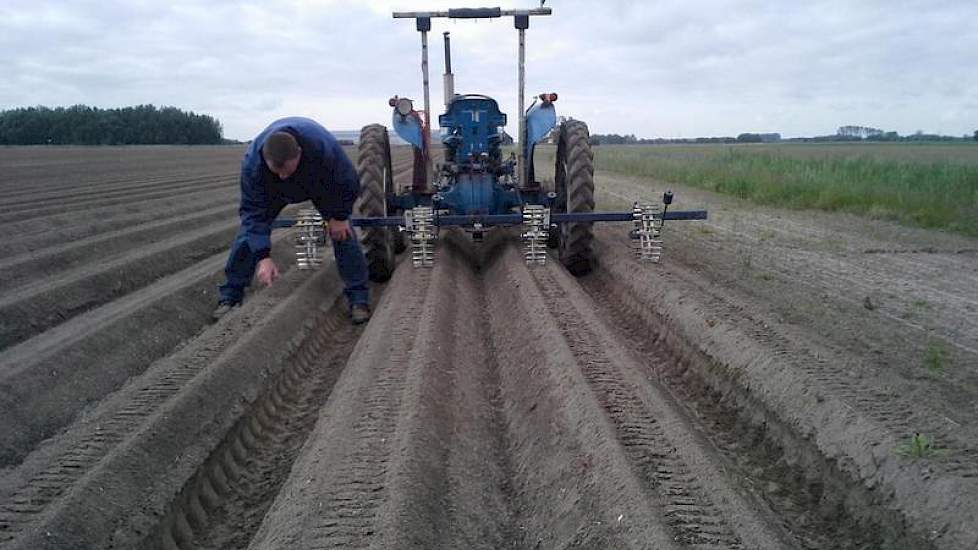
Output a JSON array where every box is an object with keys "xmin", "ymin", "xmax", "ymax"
[
  {"xmin": 356, "ymin": 124, "xmax": 396, "ymax": 282},
  {"xmin": 555, "ymin": 120, "xmax": 595, "ymax": 276}
]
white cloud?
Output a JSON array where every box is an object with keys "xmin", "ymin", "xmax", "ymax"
[{"xmin": 1, "ymin": 0, "xmax": 976, "ymax": 139}]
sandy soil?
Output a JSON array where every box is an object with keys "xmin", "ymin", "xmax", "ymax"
[
  {"xmin": 591, "ymin": 168, "xmax": 978, "ymax": 548},
  {"xmin": 1, "ymin": 146, "xmax": 974, "ymax": 549}
]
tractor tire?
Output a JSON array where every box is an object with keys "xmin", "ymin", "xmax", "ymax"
[
  {"xmin": 553, "ymin": 120, "xmax": 595, "ymax": 276},
  {"xmin": 392, "ymin": 222, "xmax": 407, "ymax": 255},
  {"xmin": 356, "ymin": 124, "xmax": 396, "ymax": 282}
]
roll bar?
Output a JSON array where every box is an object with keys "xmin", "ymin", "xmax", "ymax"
[
  {"xmin": 394, "ymin": 6, "xmax": 552, "ymax": 187},
  {"xmin": 393, "ymin": 7, "xmax": 552, "ymax": 18}
]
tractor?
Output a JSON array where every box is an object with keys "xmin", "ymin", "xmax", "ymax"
[{"xmin": 281, "ymin": 5, "xmax": 707, "ymax": 281}]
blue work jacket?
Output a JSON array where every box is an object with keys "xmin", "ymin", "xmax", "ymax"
[{"xmin": 238, "ymin": 117, "xmax": 360, "ymax": 258}]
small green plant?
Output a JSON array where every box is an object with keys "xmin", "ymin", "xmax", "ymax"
[
  {"xmin": 924, "ymin": 341, "xmax": 949, "ymax": 372},
  {"xmin": 894, "ymin": 433, "xmax": 946, "ymax": 459},
  {"xmin": 902, "ymin": 299, "xmax": 932, "ymax": 320}
]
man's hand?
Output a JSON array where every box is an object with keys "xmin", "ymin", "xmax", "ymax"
[
  {"xmin": 256, "ymin": 258, "xmax": 280, "ymax": 287},
  {"xmin": 327, "ymin": 218, "xmax": 354, "ymax": 241}
]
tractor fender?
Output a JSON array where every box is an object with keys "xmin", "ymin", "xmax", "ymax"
[
  {"xmin": 523, "ymin": 100, "xmax": 556, "ymax": 158},
  {"xmin": 391, "ymin": 109, "xmax": 425, "ymax": 150}
]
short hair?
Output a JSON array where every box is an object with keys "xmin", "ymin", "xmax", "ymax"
[{"xmin": 262, "ymin": 132, "xmax": 300, "ymax": 168}]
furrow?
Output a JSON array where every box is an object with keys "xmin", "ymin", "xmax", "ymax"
[
  {"xmin": 580, "ymin": 268, "xmax": 896, "ymax": 549},
  {"xmin": 0, "ymin": 203, "xmax": 238, "ymax": 288},
  {"xmin": 0, "ymin": 176, "xmax": 234, "ymax": 221},
  {"xmin": 526, "ymin": 263, "xmax": 756, "ymax": 549},
  {"xmin": 301, "ymin": 273, "xmax": 432, "ymax": 550},
  {"xmin": 0, "ymin": 187, "xmax": 238, "ymax": 256},
  {"xmin": 0, "ymin": 172, "xmax": 234, "ymax": 212},
  {"xmin": 245, "ymin": 266, "xmax": 434, "ymax": 549},
  {"xmin": 0, "ymin": 257, "xmax": 314, "ymax": 543},
  {"xmin": 0, "ymin": 229, "xmax": 299, "ymax": 468},
  {"xmin": 143, "ymin": 295, "xmax": 360, "ymax": 550},
  {"xmin": 249, "ymin": 234, "xmax": 523, "ymax": 550},
  {"xmin": 0, "ymin": 257, "xmax": 347, "ymax": 550},
  {"xmin": 480, "ymin": 239, "xmax": 685, "ymax": 549},
  {"xmin": 0, "ymin": 217, "xmax": 239, "ymax": 350},
  {"xmin": 591, "ymin": 231, "xmax": 972, "ymax": 548}
]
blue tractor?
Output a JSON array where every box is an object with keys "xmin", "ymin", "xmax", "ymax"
[{"xmin": 283, "ymin": 6, "xmax": 706, "ymax": 281}]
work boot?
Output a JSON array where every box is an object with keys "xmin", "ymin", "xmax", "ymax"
[
  {"xmin": 211, "ymin": 299, "xmax": 241, "ymax": 322},
  {"xmin": 351, "ymin": 304, "xmax": 371, "ymax": 325}
]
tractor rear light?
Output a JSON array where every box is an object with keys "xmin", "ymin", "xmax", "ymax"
[{"xmin": 539, "ymin": 93, "xmax": 558, "ymax": 102}]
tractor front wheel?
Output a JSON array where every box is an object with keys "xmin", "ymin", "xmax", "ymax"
[
  {"xmin": 356, "ymin": 124, "xmax": 396, "ymax": 282},
  {"xmin": 553, "ymin": 120, "xmax": 595, "ymax": 276}
]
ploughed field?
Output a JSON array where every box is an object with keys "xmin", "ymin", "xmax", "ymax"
[{"xmin": 0, "ymin": 145, "xmax": 976, "ymax": 549}]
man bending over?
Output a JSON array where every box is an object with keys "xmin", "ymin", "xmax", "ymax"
[{"xmin": 213, "ymin": 117, "xmax": 370, "ymax": 324}]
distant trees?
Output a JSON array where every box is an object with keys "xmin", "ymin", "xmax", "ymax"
[
  {"xmin": 0, "ymin": 105, "xmax": 224, "ymax": 145},
  {"xmin": 736, "ymin": 133, "xmax": 763, "ymax": 143},
  {"xmin": 838, "ymin": 125, "xmax": 883, "ymax": 139},
  {"xmin": 974, "ymin": 130, "xmax": 977, "ymax": 141},
  {"xmin": 736, "ymin": 133, "xmax": 780, "ymax": 143},
  {"xmin": 589, "ymin": 133, "xmax": 639, "ymax": 145}
]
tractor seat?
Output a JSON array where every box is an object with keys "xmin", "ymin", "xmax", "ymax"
[{"xmin": 439, "ymin": 95, "xmax": 507, "ymax": 158}]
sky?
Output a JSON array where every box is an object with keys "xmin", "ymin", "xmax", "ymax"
[{"xmin": 1, "ymin": 0, "xmax": 976, "ymax": 141}]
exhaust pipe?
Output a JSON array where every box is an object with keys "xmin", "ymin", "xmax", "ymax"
[{"xmin": 443, "ymin": 31, "xmax": 455, "ymax": 107}]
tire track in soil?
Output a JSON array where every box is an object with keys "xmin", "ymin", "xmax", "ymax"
[
  {"xmin": 0, "ymin": 157, "xmax": 417, "ymax": 468},
  {"xmin": 245, "ymin": 233, "xmax": 521, "ymax": 550},
  {"xmin": 519, "ymin": 251, "xmax": 786, "ymax": 549},
  {"xmin": 0, "ymin": 262, "xmax": 350, "ymax": 550},
  {"xmin": 598, "ymin": 231, "xmax": 978, "ymax": 476},
  {"xmin": 142, "ymin": 297, "xmax": 361, "ymax": 550},
  {"xmin": 577, "ymin": 267, "xmax": 895, "ymax": 549},
  {"xmin": 0, "ymin": 225, "xmax": 299, "ymax": 467},
  {"xmin": 590, "ymin": 231, "xmax": 974, "ymax": 548},
  {"xmin": 248, "ymin": 255, "xmax": 436, "ymax": 549},
  {"xmin": 250, "ymin": 236, "xmax": 793, "ymax": 549}
]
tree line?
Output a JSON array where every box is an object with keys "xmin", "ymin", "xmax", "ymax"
[{"xmin": 0, "ymin": 105, "xmax": 225, "ymax": 145}]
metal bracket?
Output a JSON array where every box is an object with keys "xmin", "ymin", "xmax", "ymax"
[
  {"xmin": 294, "ymin": 209, "xmax": 326, "ymax": 269},
  {"xmin": 404, "ymin": 206, "xmax": 436, "ymax": 267},
  {"xmin": 522, "ymin": 205, "xmax": 549, "ymax": 266},
  {"xmin": 631, "ymin": 202, "xmax": 663, "ymax": 263}
]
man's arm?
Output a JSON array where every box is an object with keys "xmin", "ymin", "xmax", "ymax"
[
  {"xmin": 312, "ymin": 140, "xmax": 361, "ymax": 222},
  {"xmin": 239, "ymin": 161, "xmax": 273, "ymax": 259}
]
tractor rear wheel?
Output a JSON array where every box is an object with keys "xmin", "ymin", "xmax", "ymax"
[
  {"xmin": 553, "ymin": 120, "xmax": 595, "ymax": 276},
  {"xmin": 356, "ymin": 124, "xmax": 396, "ymax": 282}
]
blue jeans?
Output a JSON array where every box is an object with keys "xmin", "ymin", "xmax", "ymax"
[{"xmin": 218, "ymin": 225, "xmax": 369, "ymax": 309}]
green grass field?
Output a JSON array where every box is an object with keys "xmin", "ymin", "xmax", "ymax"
[{"xmin": 539, "ymin": 143, "xmax": 978, "ymax": 237}]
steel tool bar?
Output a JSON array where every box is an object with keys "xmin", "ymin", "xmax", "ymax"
[{"xmin": 273, "ymin": 210, "xmax": 708, "ymax": 229}]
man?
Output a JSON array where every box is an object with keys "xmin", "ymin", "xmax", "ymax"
[{"xmin": 213, "ymin": 117, "xmax": 371, "ymax": 324}]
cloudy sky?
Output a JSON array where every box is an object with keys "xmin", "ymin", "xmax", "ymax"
[{"xmin": 1, "ymin": 0, "xmax": 975, "ymax": 140}]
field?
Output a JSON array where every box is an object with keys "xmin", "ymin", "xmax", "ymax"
[
  {"xmin": 0, "ymin": 144, "xmax": 976, "ymax": 549},
  {"xmin": 540, "ymin": 143, "xmax": 978, "ymax": 236}
]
